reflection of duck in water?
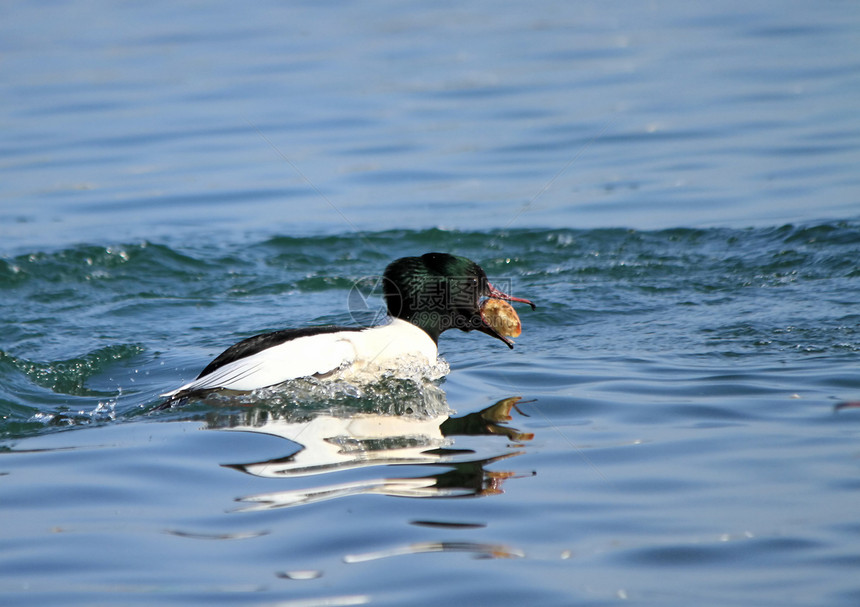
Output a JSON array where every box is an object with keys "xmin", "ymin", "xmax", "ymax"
[
  {"xmin": 161, "ymin": 253, "xmax": 534, "ymax": 406},
  {"xmin": 209, "ymin": 396, "xmax": 534, "ymax": 510}
]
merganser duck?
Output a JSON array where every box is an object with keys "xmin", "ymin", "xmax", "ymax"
[{"xmin": 159, "ymin": 252, "xmax": 534, "ymax": 405}]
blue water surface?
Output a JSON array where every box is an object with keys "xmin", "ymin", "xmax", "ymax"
[{"xmin": 1, "ymin": 1, "xmax": 860, "ymax": 606}]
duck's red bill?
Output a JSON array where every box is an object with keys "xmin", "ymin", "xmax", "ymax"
[{"xmin": 487, "ymin": 282, "xmax": 536, "ymax": 310}]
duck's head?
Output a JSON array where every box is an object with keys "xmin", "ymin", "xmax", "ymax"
[{"xmin": 383, "ymin": 252, "xmax": 535, "ymax": 348}]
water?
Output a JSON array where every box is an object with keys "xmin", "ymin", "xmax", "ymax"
[{"xmin": 2, "ymin": 1, "xmax": 860, "ymax": 605}]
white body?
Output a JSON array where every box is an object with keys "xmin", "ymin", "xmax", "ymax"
[{"xmin": 162, "ymin": 318, "xmax": 438, "ymax": 398}]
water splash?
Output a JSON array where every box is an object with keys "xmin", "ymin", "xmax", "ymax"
[{"xmin": 28, "ymin": 398, "xmax": 118, "ymax": 429}]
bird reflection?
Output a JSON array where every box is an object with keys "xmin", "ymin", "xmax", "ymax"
[{"xmin": 202, "ymin": 390, "xmax": 534, "ymax": 511}]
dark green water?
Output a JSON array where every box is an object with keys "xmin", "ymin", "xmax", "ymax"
[{"xmin": 2, "ymin": 223, "xmax": 858, "ymax": 439}]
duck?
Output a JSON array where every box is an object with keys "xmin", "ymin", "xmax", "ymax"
[{"xmin": 159, "ymin": 252, "xmax": 534, "ymax": 405}]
